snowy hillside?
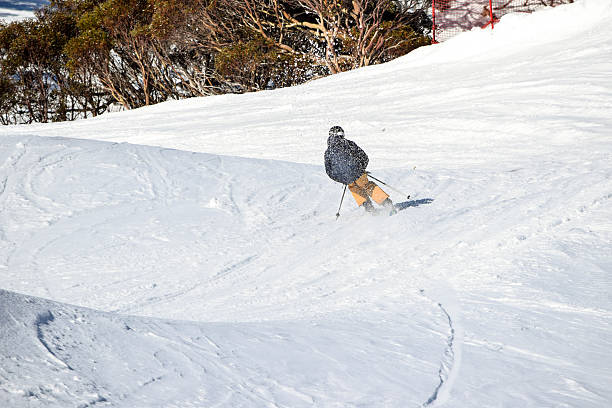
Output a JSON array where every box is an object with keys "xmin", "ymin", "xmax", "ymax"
[
  {"xmin": 2, "ymin": 0, "xmax": 612, "ymax": 407},
  {"xmin": 0, "ymin": 0, "xmax": 46, "ymax": 21}
]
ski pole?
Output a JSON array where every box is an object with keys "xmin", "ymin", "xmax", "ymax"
[
  {"xmin": 336, "ymin": 185, "xmax": 347, "ymax": 220},
  {"xmin": 366, "ymin": 172, "xmax": 410, "ymax": 199}
]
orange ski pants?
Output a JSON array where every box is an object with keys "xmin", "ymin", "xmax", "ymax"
[{"xmin": 348, "ymin": 173, "xmax": 389, "ymax": 206}]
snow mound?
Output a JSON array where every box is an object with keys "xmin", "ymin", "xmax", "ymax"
[{"xmin": 0, "ymin": 289, "xmax": 453, "ymax": 406}]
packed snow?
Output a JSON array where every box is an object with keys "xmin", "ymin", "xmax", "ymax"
[{"xmin": 1, "ymin": 0, "xmax": 611, "ymax": 406}]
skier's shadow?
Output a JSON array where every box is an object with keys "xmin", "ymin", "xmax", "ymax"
[{"xmin": 395, "ymin": 198, "xmax": 434, "ymax": 211}]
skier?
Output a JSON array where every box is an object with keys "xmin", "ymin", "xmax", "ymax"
[{"xmin": 324, "ymin": 126, "xmax": 396, "ymax": 214}]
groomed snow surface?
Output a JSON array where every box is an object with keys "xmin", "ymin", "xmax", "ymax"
[{"xmin": 1, "ymin": 0, "xmax": 612, "ymax": 406}]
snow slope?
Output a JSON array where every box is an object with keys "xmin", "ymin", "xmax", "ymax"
[
  {"xmin": 0, "ymin": 0, "xmax": 46, "ymax": 21},
  {"xmin": 1, "ymin": 0, "xmax": 612, "ymax": 406}
]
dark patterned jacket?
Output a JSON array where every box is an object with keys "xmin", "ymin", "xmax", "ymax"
[{"xmin": 324, "ymin": 134, "xmax": 369, "ymax": 184}]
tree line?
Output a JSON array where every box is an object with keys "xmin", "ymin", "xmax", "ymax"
[{"xmin": 0, "ymin": 0, "xmax": 431, "ymax": 124}]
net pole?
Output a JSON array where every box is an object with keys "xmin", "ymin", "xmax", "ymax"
[{"xmin": 432, "ymin": 0, "xmax": 437, "ymax": 43}]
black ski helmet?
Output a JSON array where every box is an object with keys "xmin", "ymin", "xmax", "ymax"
[{"xmin": 329, "ymin": 126, "xmax": 345, "ymax": 138}]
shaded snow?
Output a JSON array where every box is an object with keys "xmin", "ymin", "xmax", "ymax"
[{"xmin": 1, "ymin": 289, "xmax": 451, "ymax": 406}]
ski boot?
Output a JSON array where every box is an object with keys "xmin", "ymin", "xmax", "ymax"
[
  {"xmin": 363, "ymin": 200, "xmax": 375, "ymax": 213},
  {"xmin": 382, "ymin": 198, "xmax": 397, "ymax": 215}
]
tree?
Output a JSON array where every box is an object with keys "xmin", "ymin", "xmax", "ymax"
[{"xmin": 0, "ymin": 0, "xmax": 431, "ymax": 123}]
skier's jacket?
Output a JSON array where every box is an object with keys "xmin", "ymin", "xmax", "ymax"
[{"xmin": 324, "ymin": 134, "xmax": 369, "ymax": 185}]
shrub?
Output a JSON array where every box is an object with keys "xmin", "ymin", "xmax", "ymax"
[{"xmin": 0, "ymin": 0, "xmax": 431, "ymax": 123}]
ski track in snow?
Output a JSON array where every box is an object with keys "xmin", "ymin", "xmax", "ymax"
[
  {"xmin": 423, "ymin": 306, "xmax": 454, "ymax": 407},
  {"xmin": 420, "ymin": 290, "xmax": 463, "ymax": 408},
  {"xmin": 35, "ymin": 311, "xmax": 75, "ymax": 372}
]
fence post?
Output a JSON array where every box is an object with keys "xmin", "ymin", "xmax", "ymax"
[{"xmin": 432, "ymin": 0, "xmax": 437, "ymax": 43}]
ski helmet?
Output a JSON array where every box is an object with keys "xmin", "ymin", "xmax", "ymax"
[{"xmin": 329, "ymin": 126, "xmax": 345, "ymax": 138}]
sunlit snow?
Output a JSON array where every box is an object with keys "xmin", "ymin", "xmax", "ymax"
[{"xmin": 1, "ymin": 1, "xmax": 611, "ymax": 406}]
